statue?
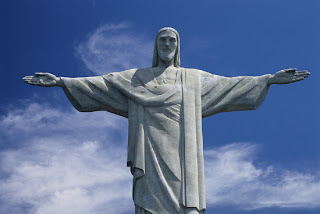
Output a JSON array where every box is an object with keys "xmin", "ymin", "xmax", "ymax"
[{"xmin": 23, "ymin": 27, "xmax": 310, "ymax": 214}]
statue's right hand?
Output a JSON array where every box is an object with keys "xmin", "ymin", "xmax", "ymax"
[{"xmin": 22, "ymin": 72, "xmax": 61, "ymax": 87}]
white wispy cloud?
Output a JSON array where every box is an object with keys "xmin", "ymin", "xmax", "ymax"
[
  {"xmin": 0, "ymin": 101, "xmax": 133, "ymax": 214},
  {"xmin": 75, "ymin": 22, "xmax": 154, "ymax": 75},
  {"xmin": 1, "ymin": 101, "xmax": 319, "ymax": 214},
  {"xmin": 0, "ymin": 102, "xmax": 126, "ymax": 141},
  {"xmin": 205, "ymin": 143, "xmax": 320, "ymax": 209}
]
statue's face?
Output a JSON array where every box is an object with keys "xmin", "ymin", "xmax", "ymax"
[{"xmin": 157, "ymin": 31, "xmax": 177, "ymax": 62}]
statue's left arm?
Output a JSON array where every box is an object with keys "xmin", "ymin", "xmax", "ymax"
[
  {"xmin": 200, "ymin": 68, "xmax": 309, "ymax": 118},
  {"xmin": 267, "ymin": 68, "xmax": 310, "ymax": 85}
]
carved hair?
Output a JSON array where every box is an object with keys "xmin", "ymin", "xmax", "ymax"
[{"xmin": 152, "ymin": 27, "xmax": 180, "ymax": 67}]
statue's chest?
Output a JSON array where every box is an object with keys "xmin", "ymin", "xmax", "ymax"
[{"xmin": 154, "ymin": 73, "xmax": 178, "ymax": 85}]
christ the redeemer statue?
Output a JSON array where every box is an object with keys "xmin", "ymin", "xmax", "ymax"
[{"xmin": 23, "ymin": 27, "xmax": 309, "ymax": 214}]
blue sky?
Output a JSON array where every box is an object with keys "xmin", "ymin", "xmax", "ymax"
[{"xmin": 1, "ymin": 0, "xmax": 319, "ymax": 214}]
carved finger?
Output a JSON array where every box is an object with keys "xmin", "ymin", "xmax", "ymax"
[
  {"xmin": 294, "ymin": 79, "xmax": 304, "ymax": 82},
  {"xmin": 295, "ymin": 71, "xmax": 310, "ymax": 76},
  {"xmin": 27, "ymin": 81, "xmax": 37, "ymax": 85},
  {"xmin": 294, "ymin": 73, "xmax": 309, "ymax": 78},
  {"xmin": 29, "ymin": 78, "xmax": 37, "ymax": 84},
  {"xmin": 292, "ymin": 77, "xmax": 304, "ymax": 82},
  {"xmin": 295, "ymin": 71, "xmax": 309, "ymax": 74},
  {"xmin": 292, "ymin": 76, "xmax": 304, "ymax": 79},
  {"xmin": 23, "ymin": 76, "xmax": 34, "ymax": 81},
  {"xmin": 296, "ymin": 70, "xmax": 309, "ymax": 74}
]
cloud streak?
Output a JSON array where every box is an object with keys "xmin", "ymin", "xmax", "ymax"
[
  {"xmin": 75, "ymin": 22, "xmax": 153, "ymax": 75},
  {"xmin": 205, "ymin": 143, "xmax": 320, "ymax": 210},
  {"xmin": 0, "ymin": 101, "xmax": 132, "ymax": 214},
  {"xmin": 1, "ymin": 101, "xmax": 319, "ymax": 214}
]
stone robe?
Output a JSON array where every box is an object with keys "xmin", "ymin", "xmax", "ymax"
[{"xmin": 61, "ymin": 68, "xmax": 270, "ymax": 214}]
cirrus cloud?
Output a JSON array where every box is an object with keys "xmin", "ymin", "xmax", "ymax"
[
  {"xmin": 205, "ymin": 143, "xmax": 320, "ymax": 210},
  {"xmin": 1, "ymin": 101, "xmax": 320, "ymax": 214},
  {"xmin": 0, "ymin": 101, "xmax": 132, "ymax": 214},
  {"xmin": 75, "ymin": 22, "xmax": 153, "ymax": 75}
]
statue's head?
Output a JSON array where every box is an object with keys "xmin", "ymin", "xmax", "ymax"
[{"xmin": 152, "ymin": 27, "xmax": 180, "ymax": 67}]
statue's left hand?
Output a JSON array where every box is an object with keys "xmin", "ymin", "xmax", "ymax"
[{"xmin": 268, "ymin": 68, "xmax": 310, "ymax": 85}]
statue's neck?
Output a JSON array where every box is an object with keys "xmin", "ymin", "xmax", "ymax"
[
  {"xmin": 153, "ymin": 62, "xmax": 177, "ymax": 77},
  {"xmin": 157, "ymin": 58, "xmax": 174, "ymax": 68}
]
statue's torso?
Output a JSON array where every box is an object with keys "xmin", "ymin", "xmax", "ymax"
[{"xmin": 130, "ymin": 68, "xmax": 186, "ymax": 213}]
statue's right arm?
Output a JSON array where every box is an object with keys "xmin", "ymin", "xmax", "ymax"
[
  {"xmin": 23, "ymin": 72, "xmax": 129, "ymax": 117},
  {"xmin": 23, "ymin": 72, "xmax": 63, "ymax": 87}
]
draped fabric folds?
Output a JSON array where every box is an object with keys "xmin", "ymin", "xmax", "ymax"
[
  {"xmin": 135, "ymin": 205, "xmax": 151, "ymax": 214},
  {"xmin": 61, "ymin": 68, "xmax": 270, "ymax": 214},
  {"xmin": 135, "ymin": 205, "xmax": 205, "ymax": 214}
]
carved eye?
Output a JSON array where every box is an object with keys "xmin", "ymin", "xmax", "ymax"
[
  {"xmin": 159, "ymin": 37, "xmax": 166, "ymax": 42},
  {"xmin": 170, "ymin": 38, "xmax": 176, "ymax": 42}
]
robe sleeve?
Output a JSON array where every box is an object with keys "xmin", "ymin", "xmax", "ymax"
[
  {"xmin": 61, "ymin": 76, "xmax": 129, "ymax": 118},
  {"xmin": 200, "ymin": 71, "xmax": 271, "ymax": 118}
]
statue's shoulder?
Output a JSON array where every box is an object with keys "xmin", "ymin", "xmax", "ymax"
[
  {"xmin": 132, "ymin": 67, "xmax": 155, "ymax": 84},
  {"xmin": 119, "ymin": 67, "xmax": 153, "ymax": 77},
  {"xmin": 102, "ymin": 68, "xmax": 138, "ymax": 79},
  {"xmin": 133, "ymin": 67, "xmax": 153, "ymax": 74},
  {"xmin": 184, "ymin": 68, "xmax": 211, "ymax": 77},
  {"xmin": 185, "ymin": 68, "xmax": 225, "ymax": 78},
  {"xmin": 103, "ymin": 67, "xmax": 155, "ymax": 83}
]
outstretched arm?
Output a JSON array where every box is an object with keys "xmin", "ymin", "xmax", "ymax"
[
  {"xmin": 268, "ymin": 68, "xmax": 310, "ymax": 85},
  {"xmin": 22, "ymin": 72, "xmax": 129, "ymax": 117},
  {"xmin": 23, "ymin": 72, "xmax": 63, "ymax": 87},
  {"xmin": 200, "ymin": 68, "xmax": 309, "ymax": 117}
]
